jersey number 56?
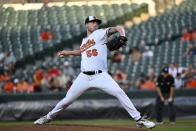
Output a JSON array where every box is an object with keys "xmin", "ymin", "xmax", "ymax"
[{"xmin": 86, "ymin": 49, "xmax": 98, "ymax": 58}]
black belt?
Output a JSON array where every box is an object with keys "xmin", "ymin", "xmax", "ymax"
[{"xmin": 83, "ymin": 70, "xmax": 102, "ymax": 75}]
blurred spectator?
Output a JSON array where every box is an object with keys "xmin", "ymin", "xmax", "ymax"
[
  {"xmin": 0, "ymin": 81, "xmax": 3, "ymax": 93},
  {"xmin": 13, "ymin": 78, "xmax": 19, "ymax": 93},
  {"xmin": 175, "ymin": 73, "xmax": 183, "ymax": 89},
  {"xmin": 182, "ymin": 28, "xmax": 192, "ymax": 41},
  {"xmin": 136, "ymin": 73, "xmax": 146, "ymax": 89},
  {"xmin": 112, "ymin": 52, "xmax": 122, "ymax": 63},
  {"xmin": 47, "ymin": 65, "xmax": 61, "ymax": 92},
  {"xmin": 63, "ymin": 61, "xmax": 74, "ymax": 78},
  {"xmin": 113, "ymin": 69, "xmax": 130, "ymax": 89},
  {"xmin": 139, "ymin": 69, "xmax": 157, "ymax": 90},
  {"xmin": 169, "ymin": 63, "xmax": 177, "ymax": 78},
  {"xmin": 161, "ymin": 64, "xmax": 167, "ymax": 69},
  {"xmin": 140, "ymin": 41, "xmax": 149, "ymax": 53},
  {"xmin": 43, "ymin": 0, "xmax": 53, "ymax": 5},
  {"xmin": 148, "ymin": 68, "xmax": 157, "ymax": 82},
  {"xmin": 141, "ymin": 76, "xmax": 156, "ymax": 90},
  {"xmin": 131, "ymin": 47, "xmax": 142, "ymax": 62},
  {"xmin": 26, "ymin": 78, "xmax": 34, "ymax": 93},
  {"xmin": 185, "ymin": 76, "xmax": 196, "ymax": 88},
  {"xmin": 113, "ymin": 69, "xmax": 127, "ymax": 81},
  {"xmin": 4, "ymin": 79, "xmax": 14, "ymax": 93},
  {"xmin": 57, "ymin": 72, "xmax": 69, "ymax": 89},
  {"xmin": 12, "ymin": 0, "xmax": 25, "ymax": 5},
  {"xmin": 175, "ymin": 64, "xmax": 184, "ymax": 74},
  {"xmin": 4, "ymin": 51, "xmax": 16, "ymax": 74},
  {"xmin": 142, "ymin": 46, "xmax": 153, "ymax": 58},
  {"xmin": 40, "ymin": 29, "xmax": 53, "ymax": 42},
  {"xmin": 47, "ymin": 77, "xmax": 61, "ymax": 92},
  {"xmin": 192, "ymin": 28, "xmax": 196, "ymax": 42},
  {"xmin": 183, "ymin": 43, "xmax": 196, "ymax": 56},
  {"xmin": 48, "ymin": 65, "xmax": 61, "ymax": 78},
  {"xmin": 185, "ymin": 64, "xmax": 195, "ymax": 78},
  {"xmin": 17, "ymin": 78, "xmax": 28, "ymax": 93},
  {"xmin": 34, "ymin": 66, "xmax": 47, "ymax": 92},
  {"xmin": 0, "ymin": 70, "xmax": 11, "ymax": 83},
  {"xmin": 0, "ymin": 51, "xmax": 6, "ymax": 74}
]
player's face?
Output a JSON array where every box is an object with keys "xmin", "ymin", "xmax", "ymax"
[{"xmin": 85, "ymin": 21, "xmax": 99, "ymax": 33}]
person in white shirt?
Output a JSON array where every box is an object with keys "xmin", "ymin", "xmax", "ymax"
[
  {"xmin": 4, "ymin": 51, "xmax": 16, "ymax": 74},
  {"xmin": 175, "ymin": 73, "xmax": 183, "ymax": 89},
  {"xmin": 34, "ymin": 16, "xmax": 155, "ymax": 129},
  {"xmin": 142, "ymin": 46, "xmax": 153, "ymax": 58},
  {"xmin": 169, "ymin": 63, "xmax": 177, "ymax": 78},
  {"xmin": 0, "ymin": 51, "xmax": 6, "ymax": 74}
]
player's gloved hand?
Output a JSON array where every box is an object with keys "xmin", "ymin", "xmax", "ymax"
[{"xmin": 106, "ymin": 36, "xmax": 127, "ymax": 51}]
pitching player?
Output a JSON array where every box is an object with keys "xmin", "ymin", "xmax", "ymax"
[{"xmin": 34, "ymin": 16, "xmax": 155, "ymax": 129}]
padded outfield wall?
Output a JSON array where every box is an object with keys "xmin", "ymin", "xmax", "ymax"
[{"xmin": 0, "ymin": 89, "xmax": 196, "ymax": 121}]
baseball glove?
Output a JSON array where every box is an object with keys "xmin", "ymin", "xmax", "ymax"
[{"xmin": 106, "ymin": 36, "xmax": 127, "ymax": 51}]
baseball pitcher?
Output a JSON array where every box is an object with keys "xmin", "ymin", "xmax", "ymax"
[{"xmin": 34, "ymin": 16, "xmax": 155, "ymax": 129}]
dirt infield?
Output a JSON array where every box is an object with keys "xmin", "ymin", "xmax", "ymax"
[
  {"xmin": 0, "ymin": 124, "xmax": 151, "ymax": 131},
  {"xmin": 1, "ymin": 122, "xmax": 196, "ymax": 131}
]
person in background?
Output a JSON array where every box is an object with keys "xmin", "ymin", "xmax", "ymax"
[
  {"xmin": 26, "ymin": 78, "xmax": 34, "ymax": 93},
  {"xmin": 185, "ymin": 76, "xmax": 196, "ymax": 88},
  {"xmin": 112, "ymin": 52, "xmax": 122, "ymax": 63},
  {"xmin": 155, "ymin": 67, "xmax": 175, "ymax": 124},
  {"xmin": 0, "ymin": 70, "xmax": 11, "ymax": 83},
  {"xmin": 63, "ymin": 61, "xmax": 74, "ymax": 79},
  {"xmin": 12, "ymin": 0, "xmax": 25, "ymax": 5},
  {"xmin": 136, "ymin": 73, "xmax": 146, "ymax": 89},
  {"xmin": 131, "ymin": 47, "xmax": 142, "ymax": 62},
  {"xmin": 0, "ymin": 50, "xmax": 6, "ymax": 74},
  {"xmin": 13, "ymin": 78, "xmax": 19, "ymax": 93},
  {"xmin": 175, "ymin": 64, "xmax": 184, "ymax": 74},
  {"xmin": 148, "ymin": 68, "xmax": 157, "ymax": 82},
  {"xmin": 4, "ymin": 79, "xmax": 14, "ymax": 93},
  {"xmin": 192, "ymin": 28, "xmax": 196, "ymax": 42},
  {"xmin": 142, "ymin": 46, "xmax": 153, "ymax": 58},
  {"xmin": 4, "ymin": 51, "xmax": 16, "ymax": 74},
  {"xmin": 34, "ymin": 66, "xmax": 47, "ymax": 92},
  {"xmin": 47, "ymin": 65, "xmax": 61, "ymax": 92},
  {"xmin": 175, "ymin": 73, "xmax": 183, "ymax": 89},
  {"xmin": 17, "ymin": 78, "xmax": 28, "ymax": 93},
  {"xmin": 141, "ymin": 76, "xmax": 156, "ymax": 90},
  {"xmin": 182, "ymin": 28, "xmax": 192, "ymax": 42},
  {"xmin": 185, "ymin": 64, "xmax": 195, "ymax": 78},
  {"xmin": 113, "ymin": 69, "xmax": 130, "ymax": 89},
  {"xmin": 40, "ymin": 29, "xmax": 53, "ymax": 42},
  {"xmin": 169, "ymin": 63, "xmax": 177, "ymax": 78},
  {"xmin": 140, "ymin": 41, "xmax": 149, "ymax": 53},
  {"xmin": 183, "ymin": 43, "xmax": 196, "ymax": 56}
]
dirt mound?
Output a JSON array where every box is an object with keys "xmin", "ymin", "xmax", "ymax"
[{"xmin": 0, "ymin": 124, "xmax": 151, "ymax": 131}]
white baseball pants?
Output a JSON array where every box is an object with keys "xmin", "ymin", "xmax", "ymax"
[{"xmin": 47, "ymin": 72, "xmax": 141, "ymax": 120}]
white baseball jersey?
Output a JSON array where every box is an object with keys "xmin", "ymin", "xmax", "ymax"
[{"xmin": 80, "ymin": 29, "xmax": 108, "ymax": 72}]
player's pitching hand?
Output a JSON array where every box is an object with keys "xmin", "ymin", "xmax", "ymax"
[{"xmin": 57, "ymin": 51, "xmax": 67, "ymax": 58}]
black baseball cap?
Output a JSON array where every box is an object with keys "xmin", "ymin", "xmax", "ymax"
[
  {"xmin": 85, "ymin": 16, "xmax": 102, "ymax": 25},
  {"xmin": 162, "ymin": 67, "xmax": 169, "ymax": 73}
]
